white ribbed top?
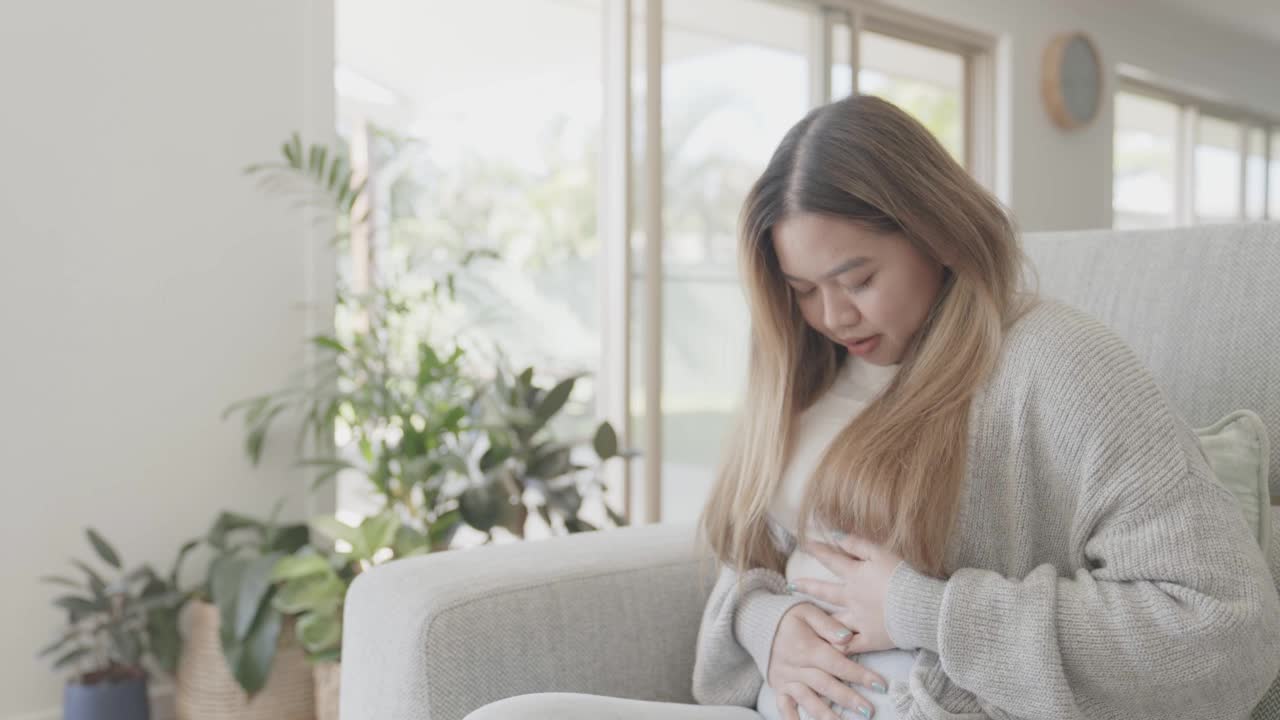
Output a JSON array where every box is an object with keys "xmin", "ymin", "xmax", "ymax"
[
  {"xmin": 771, "ymin": 356, "xmax": 901, "ymax": 537},
  {"xmin": 770, "ymin": 356, "xmax": 915, "ymax": 720}
]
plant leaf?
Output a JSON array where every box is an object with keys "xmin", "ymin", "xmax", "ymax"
[
  {"xmin": 207, "ymin": 512, "xmax": 265, "ymax": 551},
  {"xmin": 533, "ymin": 377, "xmax": 575, "ymax": 426},
  {"xmin": 54, "ymin": 595, "xmax": 103, "ymax": 620},
  {"xmin": 52, "ymin": 646, "xmax": 91, "ymax": 671},
  {"xmin": 209, "ymin": 554, "xmax": 247, "ymax": 642},
  {"xmin": 169, "ymin": 539, "xmax": 200, "ymax": 588},
  {"xmin": 309, "ymin": 335, "xmax": 348, "ymax": 354},
  {"xmin": 391, "ymin": 525, "xmax": 429, "ymax": 558},
  {"xmin": 272, "ymin": 552, "xmax": 331, "ymax": 582},
  {"xmin": 593, "ymin": 422, "xmax": 619, "ymax": 460},
  {"xmin": 109, "ymin": 624, "xmax": 142, "ymax": 668},
  {"xmin": 479, "ymin": 444, "xmax": 512, "ymax": 472},
  {"xmin": 358, "ymin": 514, "xmax": 399, "ymax": 559},
  {"xmin": 70, "ymin": 560, "xmax": 107, "ymax": 597},
  {"xmin": 148, "ymin": 604, "xmax": 183, "ymax": 674},
  {"xmin": 268, "ymin": 524, "xmax": 310, "ymax": 555},
  {"xmin": 564, "ymin": 516, "xmax": 597, "ymax": 533},
  {"xmin": 37, "ymin": 630, "xmax": 77, "ymax": 658},
  {"xmin": 235, "ymin": 554, "xmax": 283, "ymax": 641},
  {"xmin": 458, "ymin": 485, "xmax": 502, "ymax": 534},
  {"xmin": 296, "ymin": 610, "xmax": 342, "ymax": 654},
  {"xmin": 273, "ymin": 573, "xmax": 345, "ymax": 616},
  {"xmin": 604, "ymin": 502, "xmax": 628, "ymax": 527},
  {"xmin": 85, "ymin": 528, "xmax": 122, "ymax": 569},
  {"xmin": 40, "ymin": 575, "xmax": 82, "ymax": 589},
  {"xmin": 526, "ymin": 445, "xmax": 572, "ymax": 479},
  {"xmin": 228, "ymin": 600, "xmax": 282, "ymax": 696},
  {"xmin": 309, "ymin": 516, "xmax": 364, "ymax": 556}
]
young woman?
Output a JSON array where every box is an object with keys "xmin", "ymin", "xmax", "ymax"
[
  {"xmin": 689, "ymin": 94, "xmax": 1280, "ymax": 720},
  {"xmin": 464, "ymin": 96, "xmax": 1280, "ymax": 720}
]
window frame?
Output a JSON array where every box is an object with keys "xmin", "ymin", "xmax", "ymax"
[
  {"xmin": 1115, "ymin": 70, "xmax": 1278, "ymax": 226},
  {"xmin": 805, "ymin": 0, "xmax": 999, "ymax": 194}
]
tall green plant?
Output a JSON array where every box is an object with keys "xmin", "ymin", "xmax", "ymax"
[
  {"xmin": 225, "ymin": 131, "xmax": 634, "ymax": 546},
  {"xmin": 226, "ymin": 134, "xmax": 486, "ymax": 536}
]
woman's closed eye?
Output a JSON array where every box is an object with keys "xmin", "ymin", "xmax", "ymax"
[
  {"xmin": 843, "ymin": 274, "xmax": 874, "ymax": 292},
  {"xmin": 792, "ymin": 275, "xmax": 872, "ymax": 298}
]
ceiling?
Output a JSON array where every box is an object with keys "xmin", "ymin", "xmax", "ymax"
[{"xmin": 1140, "ymin": 0, "xmax": 1280, "ymax": 46}]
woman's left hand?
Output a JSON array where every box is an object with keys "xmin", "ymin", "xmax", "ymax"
[{"xmin": 790, "ymin": 533, "xmax": 906, "ymax": 654}]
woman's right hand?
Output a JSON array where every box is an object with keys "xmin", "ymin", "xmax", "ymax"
[{"xmin": 768, "ymin": 603, "xmax": 887, "ymax": 720}]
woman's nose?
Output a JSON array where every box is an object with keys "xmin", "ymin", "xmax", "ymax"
[{"xmin": 823, "ymin": 291, "xmax": 859, "ymax": 331}]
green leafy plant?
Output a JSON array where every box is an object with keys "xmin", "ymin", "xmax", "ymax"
[
  {"xmin": 270, "ymin": 511, "xmax": 432, "ymax": 662},
  {"xmin": 38, "ymin": 529, "xmax": 188, "ymax": 685},
  {"xmin": 225, "ymin": 134, "xmax": 487, "ymax": 540},
  {"xmin": 243, "ymin": 131, "xmax": 368, "ymax": 248},
  {"xmin": 224, "ymin": 284, "xmax": 478, "ymax": 551},
  {"xmin": 225, "ymin": 133, "xmax": 634, "ymax": 540},
  {"xmin": 192, "ymin": 504, "xmax": 310, "ymax": 695},
  {"xmin": 453, "ymin": 363, "xmax": 633, "ymax": 539}
]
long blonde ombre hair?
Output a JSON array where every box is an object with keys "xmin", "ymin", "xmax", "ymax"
[{"xmin": 697, "ymin": 95, "xmax": 1041, "ymax": 585}]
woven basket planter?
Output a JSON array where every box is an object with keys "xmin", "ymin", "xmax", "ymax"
[
  {"xmin": 313, "ymin": 661, "xmax": 340, "ymax": 720},
  {"xmin": 175, "ymin": 600, "xmax": 315, "ymax": 720}
]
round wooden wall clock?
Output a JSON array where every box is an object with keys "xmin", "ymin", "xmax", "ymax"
[{"xmin": 1042, "ymin": 31, "xmax": 1103, "ymax": 131}]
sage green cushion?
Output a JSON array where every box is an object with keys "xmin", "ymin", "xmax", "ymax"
[{"xmin": 1194, "ymin": 409, "xmax": 1272, "ymax": 549}]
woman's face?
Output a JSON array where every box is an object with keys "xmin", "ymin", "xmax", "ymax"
[{"xmin": 771, "ymin": 212, "xmax": 947, "ymax": 366}]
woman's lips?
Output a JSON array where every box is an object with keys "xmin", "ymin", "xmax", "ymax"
[{"xmin": 844, "ymin": 335, "xmax": 881, "ymax": 355}]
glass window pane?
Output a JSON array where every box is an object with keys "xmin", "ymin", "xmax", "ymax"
[
  {"xmin": 859, "ymin": 31, "xmax": 965, "ymax": 166},
  {"xmin": 1195, "ymin": 115, "xmax": 1242, "ymax": 223},
  {"xmin": 1113, "ymin": 91, "xmax": 1178, "ymax": 229},
  {"xmin": 1271, "ymin": 130, "xmax": 1280, "ymax": 220},
  {"xmin": 1246, "ymin": 127, "xmax": 1267, "ymax": 220},
  {"xmin": 335, "ymin": 0, "xmax": 604, "ymax": 532},
  {"xmin": 651, "ymin": 0, "xmax": 811, "ymax": 524},
  {"xmin": 831, "ymin": 20, "xmax": 853, "ymax": 100}
]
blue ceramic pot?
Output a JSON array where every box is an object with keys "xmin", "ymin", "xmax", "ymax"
[{"xmin": 63, "ymin": 676, "xmax": 151, "ymax": 720}]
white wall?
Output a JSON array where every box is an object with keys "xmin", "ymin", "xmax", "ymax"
[
  {"xmin": 0, "ymin": 2, "xmax": 334, "ymax": 718},
  {"xmin": 878, "ymin": 0, "xmax": 1280, "ymax": 232}
]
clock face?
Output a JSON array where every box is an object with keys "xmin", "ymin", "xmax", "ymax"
[
  {"xmin": 1060, "ymin": 35, "xmax": 1100, "ymax": 125},
  {"xmin": 1043, "ymin": 32, "xmax": 1102, "ymax": 130}
]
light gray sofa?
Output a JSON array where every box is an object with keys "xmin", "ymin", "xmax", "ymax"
[{"xmin": 340, "ymin": 221, "xmax": 1280, "ymax": 719}]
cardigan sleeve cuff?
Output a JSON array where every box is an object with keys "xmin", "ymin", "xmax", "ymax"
[
  {"xmin": 734, "ymin": 586, "xmax": 810, "ymax": 680},
  {"xmin": 884, "ymin": 560, "xmax": 946, "ymax": 653}
]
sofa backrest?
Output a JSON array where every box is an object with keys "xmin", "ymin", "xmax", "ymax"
[{"xmin": 1020, "ymin": 221, "xmax": 1280, "ymax": 497}]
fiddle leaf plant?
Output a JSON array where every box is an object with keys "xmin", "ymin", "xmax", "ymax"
[{"xmin": 451, "ymin": 364, "xmax": 634, "ymax": 539}]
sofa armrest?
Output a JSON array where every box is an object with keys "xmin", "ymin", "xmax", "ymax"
[{"xmin": 339, "ymin": 522, "xmax": 716, "ymax": 720}]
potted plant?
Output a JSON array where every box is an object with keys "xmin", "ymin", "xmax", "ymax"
[
  {"xmin": 38, "ymin": 529, "xmax": 184, "ymax": 720},
  {"xmin": 451, "ymin": 361, "xmax": 634, "ymax": 539},
  {"xmin": 270, "ymin": 510, "xmax": 432, "ymax": 720},
  {"xmin": 225, "ymin": 135, "xmax": 633, "ymax": 541},
  {"xmin": 171, "ymin": 504, "xmax": 315, "ymax": 720}
]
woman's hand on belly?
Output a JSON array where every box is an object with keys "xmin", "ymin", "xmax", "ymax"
[
  {"xmin": 767, "ymin": 603, "xmax": 889, "ymax": 720},
  {"xmin": 789, "ymin": 533, "xmax": 905, "ymax": 655}
]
